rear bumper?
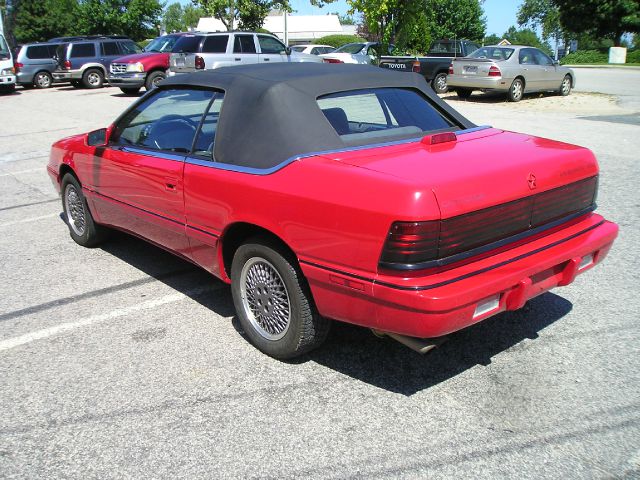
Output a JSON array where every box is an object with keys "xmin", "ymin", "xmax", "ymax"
[
  {"xmin": 447, "ymin": 74, "xmax": 511, "ymax": 91},
  {"xmin": 107, "ymin": 72, "xmax": 146, "ymax": 87},
  {"xmin": 301, "ymin": 214, "xmax": 618, "ymax": 338}
]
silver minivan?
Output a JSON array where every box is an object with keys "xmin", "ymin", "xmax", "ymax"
[
  {"xmin": 0, "ymin": 33, "xmax": 16, "ymax": 94},
  {"xmin": 169, "ymin": 32, "xmax": 321, "ymax": 75},
  {"xmin": 15, "ymin": 42, "xmax": 62, "ymax": 89}
]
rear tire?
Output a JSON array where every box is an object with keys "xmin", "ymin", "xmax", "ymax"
[
  {"xmin": 34, "ymin": 71, "xmax": 53, "ymax": 89},
  {"xmin": 230, "ymin": 238, "xmax": 330, "ymax": 359},
  {"xmin": 508, "ymin": 78, "xmax": 524, "ymax": 102},
  {"xmin": 82, "ymin": 68, "xmax": 104, "ymax": 89},
  {"xmin": 431, "ymin": 72, "xmax": 449, "ymax": 94},
  {"xmin": 559, "ymin": 74, "xmax": 572, "ymax": 96},
  {"xmin": 61, "ymin": 174, "xmax": 107, "ymax": 247},
  {"xmin": 145, "ymin": 70, "xmax": 165, "ymax": 91},
  {"xmin": 119, "ymin": 87, "xmax": 140, "ymax": 95},
  {"xmin": 456, "ymin": 88, "xmax": 473, "ymax": 99}
]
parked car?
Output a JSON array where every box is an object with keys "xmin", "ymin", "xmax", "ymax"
[
  {"xmin": 108, "ymin": 33, "xmax": 189, "ymax": 95},
  {"xmin": 53, "ymin": 36, "xmax": 142, "ymax": 88},
  {"xmin": 319, "ymin": 42, "xmax": 392, "ymax": 64},
  {"xmin": 448, "ymin": 45, "xmax": 574, "ymax": 102},
  {"xmin": 47, "ymin": 63, "xmax": 618, "ymax": 359},
  {"xmin": 379, "ymin": 39, "xmax": 480, "ymax": 93},
  {"xmin": 169, "ymin": 32, "xmax": 321, "ymax": 75},
  {"xmin": 0, "ymin": 33, "xmax": 16, "ymax": 94},
  {"xmin": 290, "ymin": 44, "xmax": 335, "ymax": 55},
  {"xmin": 14, "ymin": 41, "xmax": 62, "ymax": 89}
]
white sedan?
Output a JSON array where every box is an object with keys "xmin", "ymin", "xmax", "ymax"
[
  {"xmin": 319, "ymin": 42, "xmax": 387, "ymax": 64},
  {"xmin": 290, "ymin": 44, "xmax": 335, "ymax": 55}
]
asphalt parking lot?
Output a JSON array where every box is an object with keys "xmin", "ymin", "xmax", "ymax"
[{"xmin": 1, "ymin": 74, "xmax": 639, "ymax": 478}]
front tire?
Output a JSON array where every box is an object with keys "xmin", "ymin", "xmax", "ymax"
[
  {"xmin": 231, "ymin": 239, "xmax": 330, "ymax": 359},
  {"xmin": 559, "ymin": 74, "xmax": 572, "ymax": 96},
  {"xmin": 145, "ymin": 70, "xmax": 165, "ymax": 91},
  {"xmin": 82, "ymin": 68, "xmax": 104, "ymax": 89},
  {"xmin": 431, "ymin": 72, "xmax": 449, "ymax": 94},
  {"xmin": 508, "ymin": 78, "xmax": 524, "ymax": 102},
  {"xmin": 61, "ymin": 174, "xmax": 107, "ymax": 247},
  {"xmin": 119, "ymin": 87, "xmax": 140, "ymax": 95},
  {"xmin": 456, "ymin": 88, "xmax": 473, "ymax": 99}
]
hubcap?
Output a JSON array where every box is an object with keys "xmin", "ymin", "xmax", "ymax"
[
  {"xmin": 64, "ymin": 184, "xmax": 86, "ymax": 236},
  {"xmin": 436, "ymin": 75, "xmax": 447, "ymax": 92},
  {"xmin": 37, "ymin": 73, "xmax": 51, "ymax": 88},
  {"xmin": 152, "ymin": 75, "xmax": 164, "ymax": 87},
  {"xmin": 512, "ymin": 81, "xmax": 523, "ymax": 100},
  {"xmin": 88, "ymin": 73, "xmax": 100, "ymax": 86},
  {"xmin": 240, "ymin": 257, "xmax": 291, "ymax": 341},
  {"xmin": 562, "ymin": 78, "xmax": 570, "ymax": 94}
]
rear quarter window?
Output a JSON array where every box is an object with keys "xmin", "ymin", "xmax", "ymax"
[
  {"xmin": 26, "ymin": 45, "xmax": 53, "ymax": 59},
  {"xmin": 317, "ymin": 88, "xmax": 457, "ymax": 144}
]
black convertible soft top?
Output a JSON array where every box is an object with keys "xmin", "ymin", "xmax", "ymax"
[{"xmin": 161, "ymin": 63, "xmax": 476, "ymax": 169}]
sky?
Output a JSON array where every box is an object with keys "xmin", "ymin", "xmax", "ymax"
[{"xmin": 180, "ymin": 0, "xmax": 522, "ymax": 37}]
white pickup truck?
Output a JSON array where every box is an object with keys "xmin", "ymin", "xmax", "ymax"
[
  {"xmin": 169, "ymin": 31, "xmax": 321, "ymax": 75},
  {"xmin": 0, "ymin": 33, "xmax": 16, "ymax": 94}
]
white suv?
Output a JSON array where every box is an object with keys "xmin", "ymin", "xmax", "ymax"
[
  {"xmin": 0, "ymin": 33, "xmax": 16, "ymax": 94},
  {"xmin": 169, "ymin": 32, "xmax": 321, "ymax": 75}
]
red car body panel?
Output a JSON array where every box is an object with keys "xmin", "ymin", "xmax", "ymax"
[
  {"xmin": 113, "ymin": 52, "xmax": 171, "ymax": 70},
  {"xmin": 47, "ymin": 124, "xmax": 618, "ymax": 339}
]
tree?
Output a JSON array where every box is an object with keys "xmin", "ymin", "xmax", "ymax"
[
  {"xmin": 552, "ymin": 0, "xmax": 640, "ymax": 46},
  {"xmin": 483, "ymin": 33, "xmax": 501, "ymax": 45},
  {"xmin": 332, "ymin": 12, "xmax": 355, "ymax": 25},
  {"xmin": 427, "ymin": 0, "xmax": 486, "ymax": 42},
  {"xmin": 502, "ymin": 26, "xmax": 553, "ymax": 55},
  {"xmin": 182, "ymin": 4, "xmax": 204, "ymax": 29},
  {"xmin": 163, "ymin": 2, "xmax": 184, "ymax": 32},
  {"xmin": 192, "ymin": 0, "xmax": 290, "ymax": 31},
  {"xmin": 13, "ymin": 0, "xmax": 79, "ymax": 43},
  {"xmin": 76, "ymin": 0, "xmax": 163, "ymax": 41}
]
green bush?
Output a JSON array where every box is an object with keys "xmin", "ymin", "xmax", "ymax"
[
  {"xmin": 316, "ymin": 34, "xmax": 365, "ymax": 48},
  {"xmin": 626, "ymin": 49, "xmax": 640, "ymax": 63},
  {"xmin": 560, "ymin": 49, "xmax": 608, "ymax": 65}
]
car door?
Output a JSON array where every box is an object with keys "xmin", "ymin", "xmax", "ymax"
[
  {"xmin": 68, "ymin": 42, "xmax": 96, "ymax": 70},
  {"xmin": 257, "ymin": 35, "xmax": 288, "ymax": 63},
  {"xmin": 533, "ymin": 49, "xmax": 561, "ymax": 89},
  {"xmin": 92, "ymin": 88, "xmax": 216, "ymax": 254},
  {"xmin": 518, "ymin": 47, "xmax": 544, "ymax": 91},
  {"xmin": 232, "ymin": 34, "xmax": 259, "ymax": 66},
  {"xmin": 99, "ymin": 41, "xmax": 122, "ymax": 70}
]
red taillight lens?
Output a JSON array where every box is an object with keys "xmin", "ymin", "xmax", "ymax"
[
  {"xmin": 63, "ymin": 60, "xmax": 72, "ymax": 70},
  {"xmin": 412, "ymin": 60, "xmax": 420, "ymax": 73},
  {"xmin": 14, "ymin": 62, "xmax": 23, "ymax": 73},
  {"xmin": 380, "ymin": 221, "xmax": 440, "ymax": 266},
  {"xmin": 195, "ymin": 55, "xmax": 205, "ymax": 70},
  {"xmin": 323, "ymin": 58, "xmax": 343, "ymax": 64},
  {"xmin": 531, "ymin": 176, "xmax": 597, "ymax": 226},
  {"xmin": 488, "ymin": 65, "xmax": 501, "ymax": 77},
  {"xmin": 448, "ymin": 62, "xmax": 453, "ymax": 75}
]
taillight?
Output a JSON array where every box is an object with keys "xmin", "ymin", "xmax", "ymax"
[
  {"xmin": 448, "ymin": 62, "xmax": 453, "ymax": 75},
  {"xmin": 195, "ymin": 55, "xmax": 205, "ymax": 70},
  {"xmin": 412, "ymin": 60, "xmax": 420, "ymax": 73},
  {"xmin": 488, "ymin": 65, "xmax": 501, "ymax": 77},
  {"xmin": 14, "ymin": 62, "xmax": 23, "ymax": 73},
  {"xmin": 63, "ymin": 60, "xmax": 72, "ymax": 70},
  {"xmin": 380, "ymin": 221, "xmax": 440, "ymax": 266},
  {"xmin": 323, "ymin": 58, "xmax": 343, "ymax": 64}
]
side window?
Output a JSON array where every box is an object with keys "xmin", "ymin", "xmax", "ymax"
[
  {"xmin": 26, "ymin": 45, "xmax": 51, "ymax": 59},
  {"xmin": 202, "ymin": 35, "xmax": 229, "ymax": 53},
  {"xmin": 192, "ymin": 93, "xmax": 225, "ymax": 158},
  {"xmin": 233, "ymin": 35, "xmax": 257, "ymax": 54},
  {"xmin": 258, "ymin": 35, "xmax": 286, "ymax": 54},
  {"xmin": 310, "ymin": 47, "xmax": 319, "ymax": 55},
  {"xmin": 112, "ymin": 89, "xmax": 215, "ymax": 153},
  {"xmin": 48, "ymin": 44, "xmax": 60, "ymax": 57},
  {"xmin": 101, "ymin": 42, "xmax": 120, "ymax": 56},
  {"xmin": 70, "ymin": 43, "xmax": 96, "ymax": 58},
  {"xmin": 120, "ymin": 41, "xmax": 142, "ymax": 55},
  {"xmin": 534, "ymin": 49, "xmax": 553, "ymax": 66},
  {"xmin": 519, "ymin": 48, "xmax": 536, "ymax": 65}
]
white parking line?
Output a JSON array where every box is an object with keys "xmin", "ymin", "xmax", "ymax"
[
  {"xmin": 0, "ymin": 285, "xmax": 214, "ymax": 352},
  {"xmin": 0, "ymin": 213, "xmax": 59, "ymax": 227},
  {"xmin": 0, "ymin": 168, "xmax": 44, "ymax": 177}
]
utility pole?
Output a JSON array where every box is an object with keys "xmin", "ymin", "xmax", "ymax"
[{"xmin": 229, "ymin": 0, "xmax": 234, "ymax": 30}]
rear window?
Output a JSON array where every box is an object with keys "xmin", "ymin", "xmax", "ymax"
[
  {"xmin": 70, "ymin": 43, "xmax": 96, "ymax": 58},
  {"xmin": 429, "ymin": 41, "xmax": 461, "ymax": 54},
  {"xmin": 26, "ymin": 45, "xmax": 54, "ymax": 59},
  {"xmin": 317, "ymin": 88, "xmax": 456, "ymax": 143},
  {"xmin": 290, "ymin": 46, "xmax": 305, "ymax": 52},
  {"xmin": 469, "ymin": 47, "xmax": 514, "ymax": 60},
  {"xmin": 334, "ymin": 43, "xmax": 365, "ymax": 54},
  {"xmin": 202, "ymin": 35, "xmax": 229, "ymax": 53},
  {"xmin": 173, "ymin": 35, "xmax": 203, "ymax": 53}
]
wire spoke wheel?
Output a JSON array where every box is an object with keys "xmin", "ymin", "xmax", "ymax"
[
  {"xmin": 64, "ymin": 183, "xmax": 86, "ymax": 236},
  {"xmin": 240, "ymin": 257, "xmax": 291, "ymax": 341}
]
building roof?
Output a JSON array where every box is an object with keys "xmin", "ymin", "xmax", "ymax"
[{"xmin": 160, "ymin": 63, "xmax": 475, "ymax": 170}]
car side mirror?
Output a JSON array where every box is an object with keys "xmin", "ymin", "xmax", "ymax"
[{"xmin": 86, "ymin": 128, "xmax": 109, "ymax": 147}]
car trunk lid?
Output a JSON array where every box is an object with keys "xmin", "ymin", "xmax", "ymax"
[{"xmin": 451, "ymin": 57, "xmax": 497, "ymax": 77}]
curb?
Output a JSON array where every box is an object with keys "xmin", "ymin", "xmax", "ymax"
[{"xmin": 565, "ymin": 64, "xmax": 640, "ymax": 70}]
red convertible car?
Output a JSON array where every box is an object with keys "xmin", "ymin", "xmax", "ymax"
[{"xmin": 47, "ymin": 63, "xmax": 618, "ymax": 358}]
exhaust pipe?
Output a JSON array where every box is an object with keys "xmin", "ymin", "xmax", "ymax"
[{"xmin": 372, "ymin": 330, "xmax": 447, "ymax": 354}]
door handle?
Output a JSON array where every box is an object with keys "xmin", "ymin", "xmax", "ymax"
[
  {"xmin": 263, "ymin": 58, "xmax": 270, "ymax": 61},
  {"xmin": 234, "ymin": 58, "xmax": 241, "ymax": 61},
  {"xmin": 165, "ymin": 182, "xmax": 177, "ymax": 191}
]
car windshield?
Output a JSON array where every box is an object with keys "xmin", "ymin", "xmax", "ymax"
[
  {"xmin": 145, "ymin": 35, "xmax": 181, "ymax": 53},
  {"xmin": 172, "ymin": 35, "xmax": 202, "ymax": 53},
  {"xmin": 334, "ymin": 43, "xmax": 365, "ymax": 54},
  {"xmin": 317, "ymin": 88, "xmax": 457, "ymax": 144},
  {"xmin": 0, "ymin": 35, "xmax": 10, "ymax": 60},
  {"xmin": 290, "ymin": 46, "xmax": 306, "ymax": 52},
  {"xmin": 468, "ymin": 47, "xmax": 514, "ymax": 61}
]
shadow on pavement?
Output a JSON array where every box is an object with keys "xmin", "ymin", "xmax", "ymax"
[
  {"xmin": 102, "ymin": 231, "xmax": 572, "ymax": 397},
  {"xmin": 444, "ymin": 91, "xmax": 555, "ymax": 104}
]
